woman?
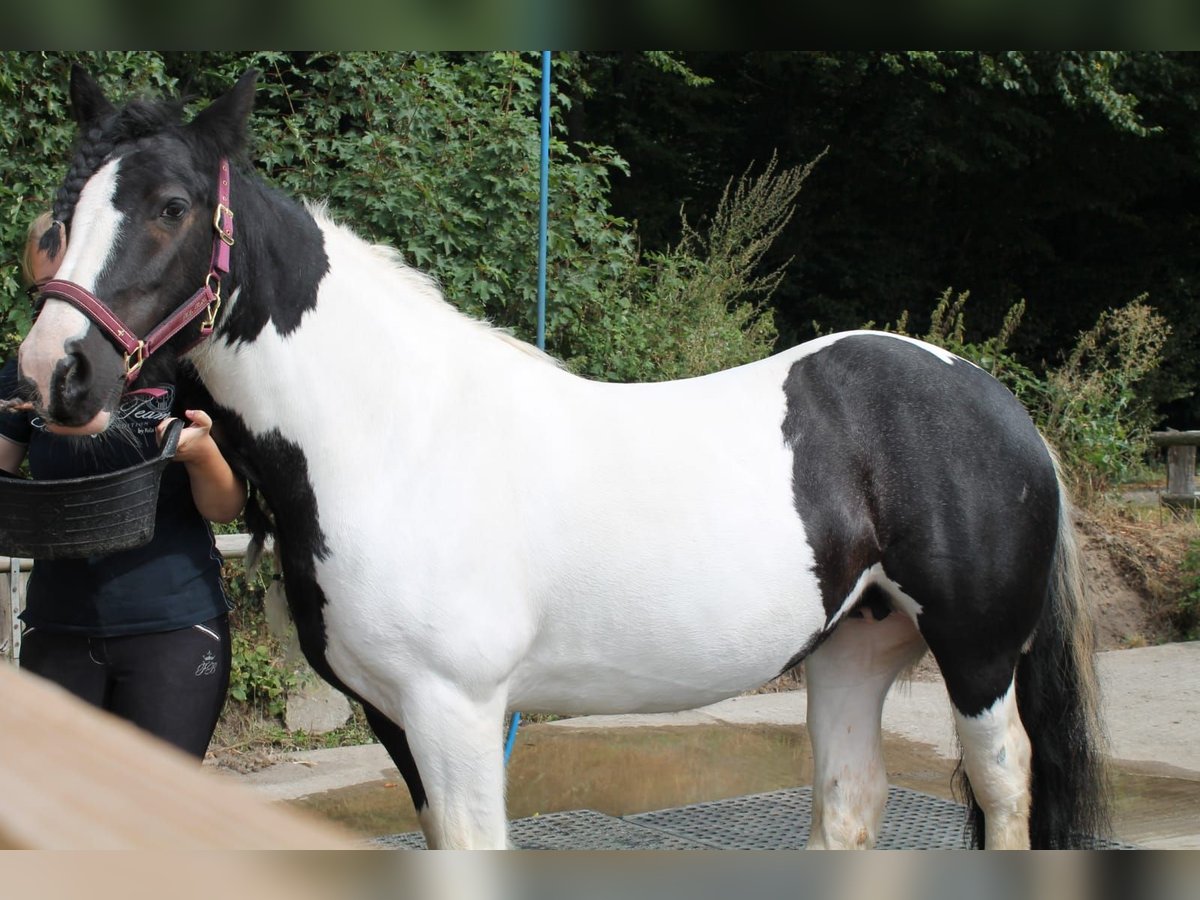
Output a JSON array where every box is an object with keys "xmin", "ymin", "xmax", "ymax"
[{"xmin": 0, "ymin": 213, "xmax": 247, "ymax": 760}]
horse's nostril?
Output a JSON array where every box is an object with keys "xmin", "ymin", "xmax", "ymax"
[{"xmin": 54, "ymin": 351, "xmax": 93, "ymax": 409}]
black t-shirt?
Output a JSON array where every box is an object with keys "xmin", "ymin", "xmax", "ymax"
[{"xmin": 0, "ymin": 359, "xmax": 228, "ymax": 636}]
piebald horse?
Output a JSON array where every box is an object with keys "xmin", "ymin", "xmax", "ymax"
[{"xmin": 17, "ymin": 67, "xmax": 1108, "ymax": 849}]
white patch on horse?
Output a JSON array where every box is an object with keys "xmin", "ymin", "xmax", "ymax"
[
  {"xmin": 952, "ymin": 681, "xmax": 1033, "ymax": 849},
  {"xmin": 825, "ymin": 563, "xmax": 925, "ymax": 630},
  {"xmin": 20, "ymin": 159, "xmax": 124, "ymax": 404}
]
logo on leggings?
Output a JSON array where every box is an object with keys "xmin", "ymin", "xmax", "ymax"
[{"xmin": 195, "ymin": 651, "xmax": 218, "ymax": 677}]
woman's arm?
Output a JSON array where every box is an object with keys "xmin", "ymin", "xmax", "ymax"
[
  {"xmin": 0, "ymin": 434, "xmax": 27, "ymax": 477},
  {"xmin": 157, "ymin": 410, "xmax": 247, "ymax": 524}
]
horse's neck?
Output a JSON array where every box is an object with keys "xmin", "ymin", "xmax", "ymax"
[{"xmin": 190, "ymin": 177, "xmax": 551, "ymax": 439}]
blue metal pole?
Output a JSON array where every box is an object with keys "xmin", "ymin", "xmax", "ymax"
[
  {"xmin": 506, "ymin": 51, "xmax": 551, "ymax": 768},
  {"xmin": 503, "ymin": 710, "xmax": 522, "ymax": 764},
  {"xmin": 536, "ymin": 50, "xmax": 551, "ymax": 351}
]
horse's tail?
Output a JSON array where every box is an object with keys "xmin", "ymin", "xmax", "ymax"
[{"xmin": 961, "ymin": 448, "xmax": 1112, "ymax": 848}]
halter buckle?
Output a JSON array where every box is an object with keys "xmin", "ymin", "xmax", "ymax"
[
  {"xmin": 200, "ymin": 294, "xmax": 222, "ymax": 334},
  {"xmin": 213, "ymin": 203, "xmax": 235, "ymax": 246},
  {"xmin": 124, "ymin": 341, "xmax": 146, "ymax": 380},
  {"xmin": 205, "ymin": 272, "xmax": 223, "ymax": 302},
  {"xmin": 200, "ymin": 273, "xmax": 223, "ymax": 335}
]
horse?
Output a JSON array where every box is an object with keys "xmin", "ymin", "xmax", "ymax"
[{"xmin": 16, "ymin": 66, "xmax": 1109, "ymax": 850}]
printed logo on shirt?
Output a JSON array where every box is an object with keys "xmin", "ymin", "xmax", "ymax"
[
  {"xmin": 195, "ymin": 650, "xmax": 219, "ymax": 677},
  {"xmin": 30, "ymin": 385, "xmax": 176, "ymax": 436},
  {"xmin": 119, "ymin": 386, "xmax": 175, "ymax": 434}
]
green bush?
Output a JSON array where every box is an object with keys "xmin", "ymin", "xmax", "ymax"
[
  {"xmin": 1, "ymin": 50, "xmax": 789, "ymax": 384},
  {"xmin": 222, "ymin": 560, "xmax": 295, "ymax": 717},
  {"xmin": 1041, "ymin": 299, "xmax": 1168, "ymax": 497},
  {"xmin": 571, "ymin": 153, "xmax": 816, "ymax": 382},
  {"xmin": 1177, "ymin": 541, "xmax": 1200, "ymax": 641}
]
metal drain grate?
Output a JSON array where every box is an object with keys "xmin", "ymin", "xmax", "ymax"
[
  {"xmin": 511, "ymin": 810, "xmax": 713, "ymax": 850},
  {"xmin": 372, "ymin": 786, "xmax": 1137, "ymax": 850},
  {"xmin": 629, "ymin": 786, "xmax": 974, "ymax": 849},
  {"xmin": 372, "ymin": 809, "xmax": 713, "ymax": 850}
]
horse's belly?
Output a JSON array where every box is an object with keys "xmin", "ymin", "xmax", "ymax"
[
  {"xmin": 508, "ymin": 534, "xmax": 825, "ymax": 715},
  {"xmin": 504, "ymin": 375, "xmax": 825, "ymax": 714}
]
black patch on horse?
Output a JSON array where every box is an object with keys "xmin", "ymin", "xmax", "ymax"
[
  {"xmin": 781, "ymin": 335, "xmax": 1060, "ymax": 716},
  {"xmin": 207, "ymin": 414, "xmax": 330, "ymax": 661},
  {"xmin": 216, "ymin": 174, "xmax": 330, "ymax": 346}
]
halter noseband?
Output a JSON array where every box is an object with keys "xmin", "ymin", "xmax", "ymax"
[{"xmin": 37, "ymin": 158, "xmax": 235, "ymax": 384}]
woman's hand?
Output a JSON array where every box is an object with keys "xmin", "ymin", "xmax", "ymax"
[
  {"xmin": 157, "ymin": 409, "xmax": 247, "ymax": 524},
  {"xmin": 158, "ymin": 409, "xmax": 215, "ymax": 463}
]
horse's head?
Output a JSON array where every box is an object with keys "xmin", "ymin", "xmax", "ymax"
[{"xmin": 19, "ymin": 66, "xmax": 257, "ymax": 435}]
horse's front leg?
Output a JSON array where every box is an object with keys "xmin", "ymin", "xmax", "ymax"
[{"xmin": 395, "ymin": 680, "xmax": 511, "ymax": 850}]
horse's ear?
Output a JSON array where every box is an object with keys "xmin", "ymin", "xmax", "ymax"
[
  {"xmin": 188, "ymin": 68, "xmax": 259, "ymax": 156},
  {"xmin": 69, "ymin": 64, "xmax": 115, "ymax": 127}
]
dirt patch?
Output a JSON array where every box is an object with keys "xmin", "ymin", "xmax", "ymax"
[
  {"xmin": 1079, "ymin": 505, "xmax": 1195, "ymax": 646},
  {"xmin": 1076, "ymin": 519, "xmax": 1159, "ymax": 649}
]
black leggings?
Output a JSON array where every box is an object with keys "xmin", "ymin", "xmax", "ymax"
[{"xmin": 20, "ymin": 615, "xmax": 232, "ymax": 760}]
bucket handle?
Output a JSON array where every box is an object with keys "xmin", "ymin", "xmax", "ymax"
[{"xmin": 158, "ymin": 418, "xmax": 185, "ymax": 460}]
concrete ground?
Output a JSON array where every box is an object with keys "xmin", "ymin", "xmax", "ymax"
[{"xmin": 229, "ymin": 642, "xmax": 1200, "ymax": 848}]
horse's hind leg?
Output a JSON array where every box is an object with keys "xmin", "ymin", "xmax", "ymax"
[
  {"xmin": 917, "ymin": 629, "xmax": 1034, "ymax": 850},
  {"xmin": 947, "ymin": 670, "xmax": 1031, "ymax": 849},
  {"xmin": 804, "ymin": 600, "xmax": 926, "ymax": 849}
]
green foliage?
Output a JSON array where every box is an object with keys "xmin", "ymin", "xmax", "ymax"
[
  {"xmin": 225, "ymin": 51, "xmax": 639, "ymax": 360},
  {"xmin": 228, "ymin": 630, "xmax": 295, "ymax": 716},
  {"xmin": 570, "ymin": 51, "xmax": 1200, "ymax": 420},
  {"xmin": 571, "ymin": 153, "xmax": 813, "ymax": 381},
  {"xmin": 1178, "ymin": 541, "xmax": 1200, "ymax": 640},
  {"xmin": 883, "ymin": 51, "xmax": 1158, "ymax": 137},
  {"xmin": 642, "ymin": 52, "xmax": 714, "ymax": 88},
  {"xmin": 222, "ymin": 560, "xmax": 296, "ymax": 717},
  {"xmin": 1041, "ymin": 299, "xmax": 1169, "ymax": 498},
  {"xmin": 235, "ymin": 704, "xmax": 377, "ymax": 753}
]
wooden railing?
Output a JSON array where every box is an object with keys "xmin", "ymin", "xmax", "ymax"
[{"xmin": 2, "ymin": 533, "xmax": 258, "ymax": 665}]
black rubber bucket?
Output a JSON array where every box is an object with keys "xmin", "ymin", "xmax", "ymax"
[{"xmin": 0, "ymin": 419, "xmax": 183, "ymax": 560}]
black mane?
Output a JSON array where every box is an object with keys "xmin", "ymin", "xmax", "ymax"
[{"xmin": 42, "ymin": 95, "xmax": 187, "ymax": 258}]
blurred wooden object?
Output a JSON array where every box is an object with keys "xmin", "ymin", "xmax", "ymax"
[{"xmin": 0, "ymin": 661, "xmax": 354, "ymax": 849}]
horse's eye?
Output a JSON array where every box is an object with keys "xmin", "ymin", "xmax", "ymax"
[{"xmin": 161, "ymin": 199, "xmax": 189, "ymax": 220}]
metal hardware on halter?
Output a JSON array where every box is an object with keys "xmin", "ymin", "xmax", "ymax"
[
  {"xmin": 204, "ymin": 271, "xmax": 223, "ymax": 303},
  {"xmin": 200, "ymin": 289, "xmax": 222, "ymax": 336},
  {"xmin": 213, "ymin": 203, "xmax": 234, "ymax": 246},
  {"xmin": 124, "ymin": 341, "xmax": 146, "ymax": 380},
  {"xmin": 201, "ymin": 272, "xmax": 223, "ymax": 335}
]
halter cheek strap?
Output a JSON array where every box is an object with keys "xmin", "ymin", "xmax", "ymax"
[{"xmin": 37, "ymin": 158, "xmax": 235, "ymax": 384}]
